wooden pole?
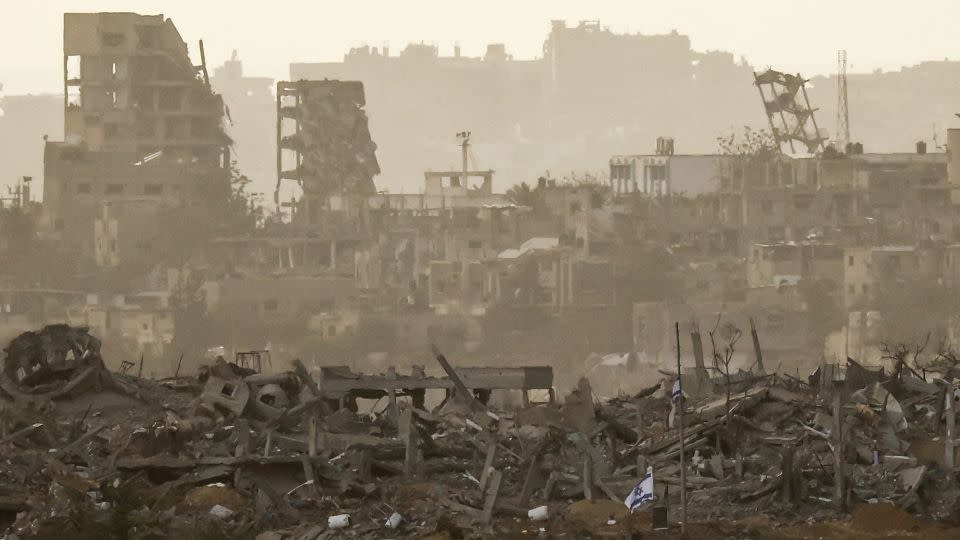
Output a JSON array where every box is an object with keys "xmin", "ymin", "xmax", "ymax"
[
  {"xmin": 137, "ymin": 353, "xmax": 144, "ymax": 378},
  {"xmin": 832, "ymin": 384, "xmax": 844, "ymax": 509},
  {"xmin": 780, "ymin": 445, "xmax": 795, "ymax": 503},
  {"xmin": 676, "ymin": 321, "xmax": 686, "ymax": 534},
  {"xmin": 308, "ymin": 412, "xmax": 317, "ymax": 457},
  {"xmin": 749, "ymin": 317, "xmax": 765, "ymax": 373},
  {"xmin": 299, "ymin": 455, "xmax": 320, "ymax": 499},
  {"xmin": 174, "ymin": 352, "xmax": 184, "ymax": 378},
  {"xmin": 479, "ymin": 437, "xmax": 497, "ymax": 491},
  {"xmin": 519, "ymin": 454, "xmax": 542, "ymax": 506},
  {"xmin": 480, "ymin": 469, "xmax": 502, "ymax": 525},
  {"xmin": 198, "ymin": 40, "xmax": 210, "ymax": 89},
  {"xmin": 234, "ymin": 419, "xmax": 250, "ymax": 457},
  {"xmin": 583, "ymin": 452, "xmax": 594, "ymax": 501},
  {"xmin": 946, "ymin": 385, "xmax": 955, "ymax": 470},
  {"xmin": 636, "ymin": 407, "xmax": 647, "ymax": 479},
  {"xmin": 401, "ymin": 407, "xmax": 420, "ymax": 477}
]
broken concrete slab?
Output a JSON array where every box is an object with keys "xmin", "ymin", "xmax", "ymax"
[{"xmin": 199, "ymin": 376, "xmax": 251, "ymax": 418}]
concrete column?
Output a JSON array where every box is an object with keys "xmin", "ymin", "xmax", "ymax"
[{"xmin": 330, "ymin": 240, "xmax": 337, "ymax": 271}]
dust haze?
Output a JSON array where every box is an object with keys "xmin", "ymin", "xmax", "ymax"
[{"xmin": 0, "ymin": 4, "xmax": 959, "ymax": 539}]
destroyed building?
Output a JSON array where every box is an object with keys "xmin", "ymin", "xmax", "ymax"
[
  {"xmin": 276, "ymin": 79, "xmax": 379, "ymax": 225},
  {"xmin": 291, "ymin": 42, "xmax": 545, "ymax": 194},
  {"xmin": 611, "ymin": 137, "xmax": 958, "ymax": 252},
  {"xmin": 20, "ymin": 11, "xmax": 960, "ymax": 384},
  {"xmin": 10, "ymin": 6, "xmax": 960, "ymax": 538},
  {"xmin": 60, "ymin": 13, "xmax": 227, "ymax": 157},
  {"xmin": 42, "ymin": 13, "xmax": 230, "ymax": 260},
  {"xmin": 598, "ymin": 126, "xmax": 960, "ymax": 371}
]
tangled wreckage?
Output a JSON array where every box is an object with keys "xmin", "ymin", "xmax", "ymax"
[{"xmin": 2, "ymin": 326, "xmax": 960, "ymax": 538}]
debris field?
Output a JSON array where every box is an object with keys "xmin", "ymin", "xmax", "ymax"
[{"xmin": 2, "ymin": 325, "xmax": 960, "ymax": 539}]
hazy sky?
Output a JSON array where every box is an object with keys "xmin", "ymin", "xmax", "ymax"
[{"xmin": 1, "ymin": 1, "xmax": 958, "ymax": 95}]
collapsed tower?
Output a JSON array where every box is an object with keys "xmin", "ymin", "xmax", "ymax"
[{"xmin": 275, "ymin": 80, "xmax": 380, "ymax": 226}]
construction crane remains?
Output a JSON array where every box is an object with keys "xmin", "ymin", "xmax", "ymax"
[{"xmin": 753, "ymin": 68, "xmax": 828, "ymax": 154}]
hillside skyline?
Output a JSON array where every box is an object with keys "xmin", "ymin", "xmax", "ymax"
[{"xmin": 3, "ymin": 1, "xmax": 960, "ymax": 95}]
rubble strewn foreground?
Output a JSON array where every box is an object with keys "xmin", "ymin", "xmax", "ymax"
[{"xmin": 3, "ymin": 327, "xmax": 960, "ymax": 539}]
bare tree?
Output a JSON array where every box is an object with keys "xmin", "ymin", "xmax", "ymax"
[
  {"xmin": 926, "ymin": 338, "xmax": 960, "ymax": 377},
  {"xmin": 709, "ymin": 316, "xmax": 742, "ymax": 421},
  {"xmin": 880, "ymin": 333, "xmax": 930, "ymax": 381},
  {"xmin": 716, "ymin": 127, "xmax": 777, "ymax": 159},
  {"xmin": 707, "ymin": 313, "xmax": 722, "ymax": 374},
  {"xmin": 912, "ymin": 333, "xmax": 931, "ymax": 380},
  {"xmin": 879, "ymin": 341, "xmax": 909, "ymax": 367}
]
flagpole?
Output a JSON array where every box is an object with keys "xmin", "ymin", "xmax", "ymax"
[{"xmin": 676, "ymin": 321, "xmax": 687, "ymax": 534}]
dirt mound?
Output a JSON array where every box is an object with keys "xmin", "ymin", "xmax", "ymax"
[
  {"xmin": 563, "ymin": 499, "xmax": 652, "ymax": 534},
  {"xmin": 565, "ymin": 499, "xmax": 629, "ymax": 525},
  {"xmin": 850, "ymin": 502, "xmax": 920, "ymax": 533}
]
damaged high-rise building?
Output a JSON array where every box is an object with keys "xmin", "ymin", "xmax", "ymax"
[
  {"xmin": 276, "ymin": 80, "xmax": 379, "ymax": 226},
  {"xmin": 60, "ymin": 12, "xmax": 228, "ymax": 157},
  {"xmin": 43, "ymin": 13, "xmax": 230, "ymax": 260}
]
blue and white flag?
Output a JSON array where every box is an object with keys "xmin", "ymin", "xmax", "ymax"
[
  {"xmin": 671, "ymin": 379, "xmax": 682, "ymax": 402},
  {"xmin": 624, "ymin": 466, "xmax": 655, "ymax": 511}
]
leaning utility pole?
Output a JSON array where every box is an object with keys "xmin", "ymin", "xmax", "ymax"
[{"xmin": 675, "ymin": 322, "xmax": 687, "ymax": 534}]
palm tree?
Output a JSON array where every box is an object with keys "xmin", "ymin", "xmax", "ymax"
[{"xmin": 506, "ymin": 181, "xmax": 545, "ymax": 208}]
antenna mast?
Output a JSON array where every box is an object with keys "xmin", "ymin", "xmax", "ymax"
[
  {"xmin": 456, "ymin": 131, "xmax": 471, "ymax": 185},
  {"xmin": 836, "ymin": 50, "xmax": 850, "ymax": 150}
]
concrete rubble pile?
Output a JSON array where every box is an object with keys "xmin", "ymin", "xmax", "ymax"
[{"xmin": 2, "ymin": 327, "xmax": 960, "ymax": 538}]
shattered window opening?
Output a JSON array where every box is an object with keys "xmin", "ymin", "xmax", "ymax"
[{"xmin": 220, "ymin": 382, "xmax": 237, "ymax": 397}]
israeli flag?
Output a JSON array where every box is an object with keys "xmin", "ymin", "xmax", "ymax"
[
  {"xmin": 624, "ymin": 466, "xmax": 655, "ymax": 511},
  {"xmin": 671, "ymin": 379, "xmax": 682, "ymax": 402}
]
